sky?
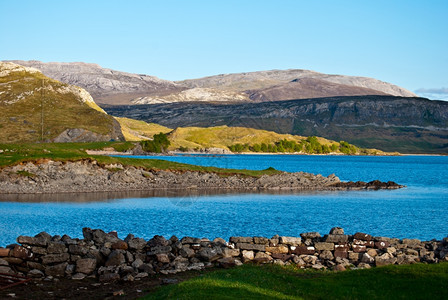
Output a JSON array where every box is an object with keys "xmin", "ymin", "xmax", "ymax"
[{"xmin": 1, "ymin": 0, "xmax": 447, "ymax": 99}]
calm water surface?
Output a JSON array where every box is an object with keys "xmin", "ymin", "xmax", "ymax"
[{"xmin": 1, "ymin": 155, "xmax": 447, "ymax": 246}]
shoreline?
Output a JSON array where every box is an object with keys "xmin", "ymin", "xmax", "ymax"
[{"xmin": 0, "ymin": 159, "xmax": 404, "ymax": 195}]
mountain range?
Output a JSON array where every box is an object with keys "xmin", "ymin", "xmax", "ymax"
[{"xmin": 7, "ymin": 60, "xmax": 416, "ymax": 105}]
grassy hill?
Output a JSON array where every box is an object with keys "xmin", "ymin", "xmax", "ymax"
[
  {"xmin": 0, "ymin": 62, "xmax": 123, "ymax": 143},
  {"xmin": 115, "ymin": 117, "xmax": 171, "ymax": 141}
]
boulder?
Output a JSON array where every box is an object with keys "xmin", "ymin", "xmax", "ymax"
[
  {"xmin": 229, "ymin": 237, "xmax": 253, "ymax": 244},
  {"xmin": 45, "ymin": 262, "xmax": 68, "ymax": 277},
  {"xmin": 156, "ymin": 253, "xmax": 170, "ymax": 264},
  {"xmin": 265, "ymin": 245, "xmax": 289, "ymax": 254},
  {"xmin": 253, "ymin": 252, "xmax": 273, "ymax": 263},
  {"xmin": 28, "ymin": 269, "xmax": 45, "ymax": 278},
  {"xmin": 222, "ymin": 248, "xmax": 240, "ymax": 257},
  {"xmin": 300, "ymin": 232, "xmax": 321, "ymax": 240},
  {"xmin": 0, "ymin": 248, "xmax": 10, "ymax": 257},
  {"xmin": 319, "ymin": 250, "xmax": 334, "ymax": 261},
  {"xmin": 361, "ymin": 253, "xmax": 375, "ymax": 264},
  {"xmin": 253, "ymin": 237, "xmax": 270, "ymax": 244},
  {"xmin": 217, "ymin": 257, "xmax": 239, "ymax": 268},
  {"xmin": 324, "ymin": 234, "xmax": 348, "ymax": 243},
  {"xmin": 374, "ymin": 241, "xmax": 390, "ymax": 249},
  {"xmin": 105, "ymin": 250, "xmax": 126, "ymax": 266},
  {"xmin": 11, "ymin": 245, "xmax": 33, "ymax": 260},
  {"xmin": 315, "ymin": 242, "xmax": 334, "ymax": 251},
  {"xmin": 0, "ymin": 258, "xmax": 9, "ymax": 266},
  {"xmin": 41, "ymin": 253, "xmax": 70, "ymax": 264},
  {"xmin": 329, "ymin": 227, "xmax": 344, "ymax": 235},
  {"xmin": 148, "ymin": 235, "xmax": 169, "ymax": 247},
  {"xmin": 235, "ymin": 243, "xmax": 265, "ymax": 251},
  {"xmin": 241, "ymin": 250, "xmax": 254, "ymax": 261},
  {"xmin": 76, "ymin": 258, "xmax": 97, "ymax": 274},
  {"xmin": 111, "ymin": 240, "xmax": 128, "ymax": 250},
  {"xmin": 125, "ymin": 235, "xmax": 147, "ymax": 251},
  {"xmin": 375, "ymin": 253, "xmax": 397, "ymax": 266},
  {"xmin": 197, "ymin": 247, "xmax": 222, "ymax": 262},
  {"xmin": 47, "ymin": 242, "xmax": 67, "ymax": 254},
  {"xmin": 353, "ymin": 232, "xmax": 372, "ymax": 241},
  {"xmin": 290, "ymin": 245, "xmax": 315, "ymax": 255},
  {"xmin": 279, "ymin": 236, "xmax": 302, "ymax": 246}
]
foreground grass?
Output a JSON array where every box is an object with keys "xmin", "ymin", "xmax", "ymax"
[
  {"xmin": 143, "ymin": 263, "xmax": 448, "ymax": 299},
  {"xmin": 0, "ymin": 142, "xmax": 281, "ymax": 177}
]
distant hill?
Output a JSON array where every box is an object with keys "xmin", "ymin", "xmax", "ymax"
[
  {"xmin": 5, "ymin": 61, "xmax": 416, "ymax": 105},
  {"xmin": 6, "ymin": 60, "xmax": 185, "ymax": 105},
  {"xmin": 104, "ymin": 95, "xmax": 448, "ymax": 154},
  {"xmin": 0, "ymin": 62, "xmax": 123, "ymax": 143}
]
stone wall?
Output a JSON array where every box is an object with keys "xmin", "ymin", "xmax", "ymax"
[{"xmin": 0, "ymin": 227, "xmax": 447, "ymax": 282}]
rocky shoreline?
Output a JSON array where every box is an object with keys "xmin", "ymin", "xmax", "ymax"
[
  {"xmin": 0, "ymin": 159, "xmax": 403, "ymax": 194},
  {"xmin": 1, "ymin": 227, "xmax": 447, "ymax": 284}
]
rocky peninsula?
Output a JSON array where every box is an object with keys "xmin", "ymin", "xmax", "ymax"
[{"xmin": 0, "ymin": 159, "xmax": 403, "ymax": 194}]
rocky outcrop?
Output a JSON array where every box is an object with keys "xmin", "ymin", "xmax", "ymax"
[
  {"xmin": 105, "ymin": 95, "xmax": 448, "ymax": 153},
  {"xmin": 1, "ymin": 227, "xmax": 446, "ymax": 282},
  {"xmin": 0, "ymin": 159, "xmax": 403, "ymax": 194},
  {"xmin": 6, "ymin": 60, "xmax": 185, "ymax": 105}
]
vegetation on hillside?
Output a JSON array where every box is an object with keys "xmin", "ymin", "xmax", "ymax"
[
  {"xmin": 0, "ymin": 142, "xmax": 280, "ymax": 177},
  {"xmin": 140, "ymin": 133, "xmax": 171, "ymax": 153},
  {"xmin": 144, "ymin": 263, "xmax": 448, "ymax": 299},
  {"xmin": 115, "ymin": 117, "xmax": 172, "ymax": 141},
  {"xmin": 0, "ymin": 62, "xmax": 119, "ymax": 143}
]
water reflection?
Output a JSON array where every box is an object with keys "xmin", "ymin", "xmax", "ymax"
[{"xmin": 0, "ymin": 188, "xmax": 336, "ymax": 203}]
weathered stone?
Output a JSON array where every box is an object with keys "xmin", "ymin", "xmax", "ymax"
[
  {"xmin": 324, "ymin": 234, "xmax": 348, "ymax": 243},
  {"xmin": 352, "ymin": 239, "xmax": 374, "ymax": 247},
  {"xmin": 312, "ymin": 263, "xmax": 326, "ymax": 270},
  {"xmin": 353, "ymin": 232, "xmax": 373, "ymax": 241},
  {"xmin": 99, "ymin": 273, "xmax": 120, "ymax": 282},
  {"xmin": 147, "ymin": 246, "xmax": 172, "ymax": 255},
  {"xmin": 187, "ymin": 262, "xmax": 205, "ymax": 271},
  {"xmin": 293, "ymin": 256, "xmax": 306, "ymax": 267},
  {"xmin": 197, "ymin": 247, "xmax": 222, "ymax": 262},
  {"xmin": 334, "ymin": 249, "xmax": 348, "ymax": 259},
  {"xmin": 0, "ymin": 266, "xmax": 13, "ymax": 274},
  {"xmin": 319, "ymin": 250, "xmax": 334, "ymax": 260},
  {"xmin": 291, "ymin": 245, "xmax": 315, "ymax": 255},
  {"xmin": 11, "ymin": 245, "xmax": 33, "ymax": 260},
  {"xmin": 300, "ymin": 232, "xmax": 321, "ymax": 239},
  {"xmin": 329, "ymin": 227, "xmax": 344, "ymax": 235},
  {"xmin": 357, "ymin": 262, "xmax": 372, "ymax": 269},
  {"xmin": 181, "ymin": 237, "xmax": 201, "ymax": 244},
  {"xmin": 69, "ymin": 244, "xmax": 88, "ymax": 255},
  {"xmin": 191, "ymin": 244, "xmax": 201, "ymax": 250},
  {"xmin": 47, "ymin": 242, "xmax": 67, "ymax": 254},
  {"xmin": 125, "ymin": 235, "xmax": 147, "ymax": 251},
  {"xmin": 111, "ymin": 240, "xmax": 128, "ymax": 250},
  {"xmin": 217, "ymin": 257, "xmax": 238, "ymax": 268},
  {"xmin": 269, "ymin": 238, "xmax": 279, "ymax": 246},
  {"xmin": 139, "ymin": 263, "xmax": 154, "ymax": 274},
  {"xmin": 367, "ymin": 249, "xmax": 378, "ymax": 257},
  {"xmin": 35, "ymin": 232, "xmax": 52, "ymax": 245},
  {"xmin": 28, "ymin": 269, "xmax": 45, "ymax": 278},
  {"xmin": 3, "ymin": 257, "xmax": 23, "ymax": 265},
  {"xmin": 374, "ymin": 241, "xmax": 390, "ymax": 249},
  {"xmin": 352, "ymin": 245, "xmax": 367, "ymax": 253},
  {"xmin": 156, "ymin": 253, "xmax": 170, "ymax": 264},
  {"xmin": 65, "ymin": 264, "xmax": 75, "ymax": 275},
  {"xmin": 135, "ymin": 272, "xmax": 149, "ymax": 279},
  {"xmin": 315, "ymin": 242, "xmax": 334, "ymax": 251},
  {"xmin": 213, "ymin": 237, "xmax": 226, "ymax": 245},
  {"xmin": 222, "ymin": 248, "xmax": 240, "ymax": 257},
  {"xmin": 76, "ymin": 258, "xmax": 96, "ymax": 274},
  {"xmin": 279, "ymin": 236, "xmax": 302, "ymax": 246},
  {"xmin": 348, "ymin": 251, "xmax": 360, "ymax": 262},
  {"xmin": 17, "ymin": 236, "xmax": 40, "ymax": 246},
  {"xmin": 271, "ymin": 253, "xmax": 293, "ymax": 261},
  {"xmin": 375, "ymin": 253, "xmax": 397, "ymax": 266},
  {"xmin": 230, "ymin": 237, "xmax": 253, "ymax": 244},
  {"xmin": 334, "ymin": 264, "xmax": 346, "ymax": 271},
  {"xmin": 402, "ymin": 239, "xmax": 421, "ymax": 248},
  {"xmin": 361, "ymin": 253, "xmax": 375, "ymax": 264},
  {"xmin": 236, "ymin": 243, "xmax": 265, "ymax": 251},
  {"xmin": 148, "ymin": 235, "xmax": 169, "ymax": 247},
  {"xmin": 253, "ymin": 252, "xmax": 273, "ymax": 263},
  {"xmin": 300, "ymin": 255, "xmax": 318, "ymax": 265},
  {"xmin": 27, "ymin": 261, "xmax": 44, "ymax": 271},
  {"xmin": 105, "ymin": 250, "xmax": 126, "ymax": 267},
  {"xmin": 41, "ymin": 253, "xmax": 70, "ymax": 265},
  {"xmin": 45, "ymin": 262, "xmax": 68, "ymax": 277},
  {"xmin": 180, "ymin": 247, "xmax": 195, "ymax": 258},
  {"xmin": 242, "ymin": 250, "xmax": 254, "ymax": 261},
  {"xmin": 31, "ymin": 247, "xmax": 47, "ymax": 255},
  {"xmin": 71, "ymin": 273, "xmax": 86, "ymax": 280},
  {"xmin": 265, "ymin": 245, "xmax": 289, "ymax": 254},
  {"xmin": 0, "ymin": 258, "xmax": 9, "ymax": 266},
  {"xmin": 406, "ymin": 249, "xmax": 419, "ymax": 256},
  {"xmin": 0, "ymin": 248, "xmax": 10, "ymax": 257},
  {"xmin": 253, "ymin": 237, "xmax": 270, "ymax": 244}
]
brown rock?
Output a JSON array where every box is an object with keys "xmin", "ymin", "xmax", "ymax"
[
  {"xmin": 352, "ymin": 245, "xmax": 367, "ymax": 253},
  {"xmin": 367, "ymin": 249, "xmax": 378, "ymax": 257},
  {"xmin": 374, "ymin": 241, "xmax": 390, "ymax": 249},
  {"xmin": 41, "ymin": 253, "xmax": 70, "ymax": 265},
  {"xmin": 319, "ymin": 250, "xmax": 334, "ymax": 261},
  {"xmin": 3, "ymin": 257, "xmax": 23, "ymax": 265},
  {"xmin": 47, "ymin": 242, "xmax": 67, "ymax": 254},
  {"xmin": 229, "ymin": 237, "xmax": 253, "ymax": 244},
  {"xmin": 253, "ymin": 237, "xmax": 270, "ymax": 244},
  {"xmin": 222, "ymin": 248, "xmax": 240, "ymax": 257},
  {"xmin": 253, "ymin": 252, "xmax": 273, "ymax": 263},
  {"xmin": 0, "ymin": 248, "xmax": 10, "ymax": 257},
  {"xmin": 217, "ymin": 257, "xmax": 238, "ymax": 268},
  {"xmin": 291, "ymin": 245, "xmax": 315, "ymax": 255},
  {"xmin": 375, "ymin": 253, "xmax": 397, "ymax": 266},
  {"xmin": 329, "ymin": 227, "xmax": 345, "ymax": 235},
  {"xmin": 76, "ymin": 258, "xmax": 97, "ymax": 274},
  {"xmin": 271, "ymin": 253, "xmax": 293, "ymax": 261},
  {"xmin": 241, "ymin": 250, "xmax": 254, "ymax": 262},
  {"xmin": 334, "ymin": 264, "xmax": 346, "ymax": 271},
  {"xmin": 279, "ymin": 236, "xmax": 302, "ymax": 246},
  {"xmin": 353, "ymin": 232, "xmax": 373, "ymax": 241},
  {"xmin": 315, "ymin": 242, "xmax": 334, "ymax": 251},
  {"xmin": 265, "ymin": 245, "xmax": 289, "ymax": 254},
  {"xmin": 236, "ymin": 243, "xmax": 265, "ymax": 251},
  {"xmin": 105, "ymin": 250, "xmax": 126, "ymax": 266},
  {"xmin": 99, "ymin": 273, "xmax": 120, "ymax": 282},
  {"xmin": 324, "ymin": 234, "xmax": 348, "ymax": 243},
  {"xmin": 111, "ymin": 240, "xmax": 128, "ymax": 250},
  {"xmin": 348, "ymin": 251, "xmax": 360, "ymax": 262},
  {"xmin": 12, "ymin": 245, "xmax": 33, "ymax": 260},
  {"xmin": 156, "ymin": 253, "xmax": 170, "ymax": 264},
  {"xmin": 45, "ymin": 262, "xmax": 68, "ymax": 277},
  {"xmin": 353, "ymin": 239, "xmax": 374, "ymax": 247},
  {"xmin": 300, "ymin": 232, "xmax": 321, "ymax": 239}
]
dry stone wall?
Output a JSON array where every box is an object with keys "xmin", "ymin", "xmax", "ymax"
[{"xmin": 1, "ymin": 227, "xmax": 447, "ymax": 282}]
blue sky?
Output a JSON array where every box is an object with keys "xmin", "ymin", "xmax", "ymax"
[{"xmin": 1, "ymin": 0, "xmax": 447, "ymax": 99}]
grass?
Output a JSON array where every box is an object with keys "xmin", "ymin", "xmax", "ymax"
[
  {"xmin": 0, "ymin": 63, "xmax": 118, "ymax": 143},
  {"xmin": 143, "ymin": 263, "xmax": 448, "ymax": 299},
  {"xmin": 115, "ymin": 117, "xmax": 172, "ymax": 141},
  {"xmin": 0, "ymin": 142, "xmax": 281, "ymax": 177}
]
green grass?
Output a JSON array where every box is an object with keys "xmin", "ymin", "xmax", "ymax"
[
  {"xmin": 0, "ymin": 142, "xmax": 281, "ymax": 177},
  {"xmin": 143, "ymin": 263, "xmax": 448, "ymax": 299}
]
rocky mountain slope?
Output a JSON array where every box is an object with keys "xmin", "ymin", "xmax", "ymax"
[
  {"xmin": 7, "ymin": 60, "xmax": 185, "ymax": 105},
  {"xmin": 104, "ymin": 95, "xmax": 448, "ymax": 154},
  {"xmin": 5, "ymin": 61, "xmax": 416, "ymax": 105},
  {"xmin": 0, "ymin": 62, "xmax": 123, "ymax": 143}
]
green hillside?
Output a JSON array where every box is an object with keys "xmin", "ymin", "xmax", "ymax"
[{"xmin": 0, "ymin": 62, "xmax": 123, "ymax": 143}]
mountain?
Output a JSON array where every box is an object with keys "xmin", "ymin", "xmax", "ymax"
[
  {"xmin": 5, "ymin": 61, "xmax": 416, "ymax": 105},
  {"xmin": 6, "ymin": 60, "xmax": 185, "ymax": 105},
  {"xmin": 0, "ymin": 62, "xmax": 123, "ymax": 143},
  {"xmin": 178, "ymin": 69, "xmax": 417, "ymax": 98},
  {"xmin": 104, "ymin": 95, "xmax": 448, "ymax": 154}
]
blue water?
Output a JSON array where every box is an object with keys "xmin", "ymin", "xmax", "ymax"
[{"xmin": 1, "ymin": 155, "xmax": 447, "ymax": 246}]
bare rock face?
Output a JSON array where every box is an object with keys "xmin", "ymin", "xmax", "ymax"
[{"xmin": 6, "ymin": 60, "xmax": 185, "ymax": 105}]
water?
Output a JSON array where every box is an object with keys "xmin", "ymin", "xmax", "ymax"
[{"xmin": 1, "ymin": 155, "xmax": 447, "ymax": 246}]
